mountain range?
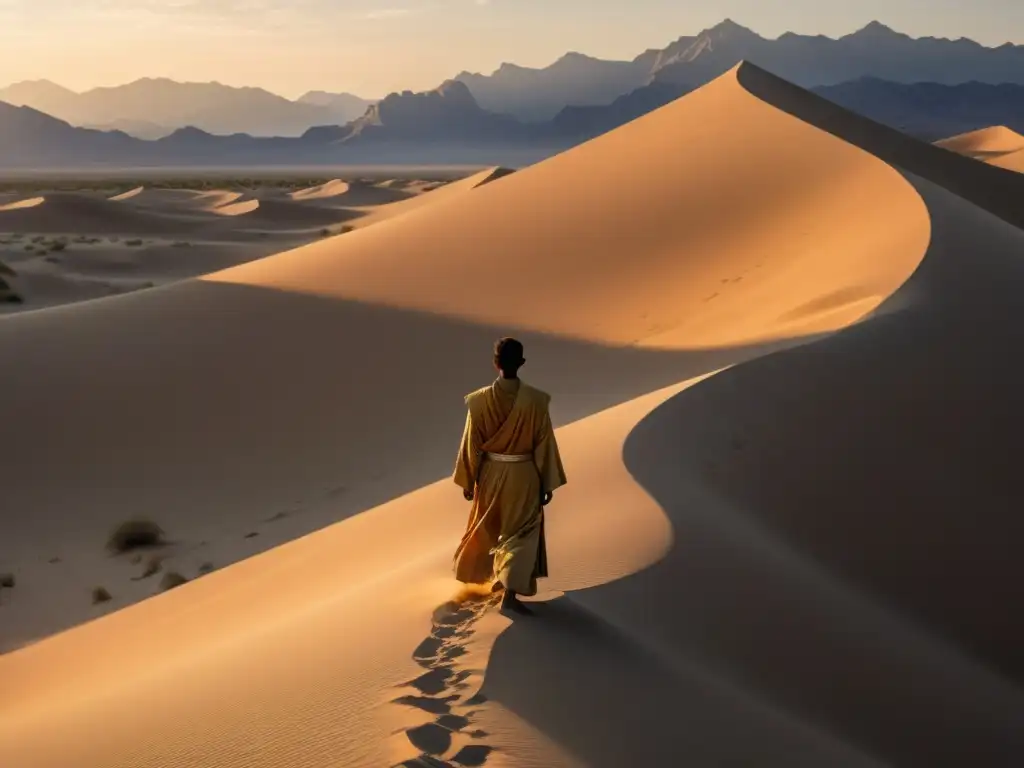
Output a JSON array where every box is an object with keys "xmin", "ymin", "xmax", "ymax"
[
  {"xmin": 6, "ymin": 20, "xmax": 1024, "ymax": 166},
  {"xmin": 454, "ymin": 19, "xmax": 1024, "ymax": 121},
  {"xmin": 0, "ymin": 79, "xmax": 374, "ymax": 138}
]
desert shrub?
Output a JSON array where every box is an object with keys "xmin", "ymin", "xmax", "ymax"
[
  {"xmin": 140, "ymin": 555, "xmax": 163, "ymax": 579},
  {"xmin": 159, "ymin": 571, "xmax": 188, "ymax": 591},
  {"xmin": 0, "ymin": 573, "xmax": 14, "ymax": 588},
  {"xmin": 125, "ymin": 239, "xmax": 143, "ymax": 247},
  {"xmin": 319, "ymin": 228, "xmax": 331, "ymax": 237},
  {"xmin": 0, "ymin": 276, "xmax": 22, "ymax": 304},
  {"xmin": 48, "ymin": 241, "xmax": 66, "ymax": 252},
  {"xmin": 92, "ymin": 587, "xmax": 112, "ymax": 604},
  {"xmin": 106, "ymin": 519, "xmax": 165, "ymax": 553}
]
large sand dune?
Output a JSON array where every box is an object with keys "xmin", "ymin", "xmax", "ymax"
[
  {"xmin": 2, "ymin": 62, "xmax": 1023, "ymax": 767},
  {"xmin": 936, "ymin": 126, "xmax": 1024, "ymax": 173}
]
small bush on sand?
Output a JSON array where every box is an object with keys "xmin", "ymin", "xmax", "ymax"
[
  {"xmin": 0, "ymin": 573, "xmax": 15, "ymax": 588},
  {"xmin": 340, "ymin": 225, "xmax": 354, "ymax": 234},
  {"xmin": 48, "ymin": 241, "xmax": 67, "ymax": 252},
  {"xmin": 125, "ymin": 239, "xmax": 143, "ymax": 247},
  {"xmin": 140, "ymin": 555, "xmax": 163, "ymax": 579},
  {"xmin": 319, "ymin": 228, "xmax": 331, "ymax": 237},
  {"xmin": 159, "ymin": 571, "xmax": 188, "ymax": 592},
  {"xmin": 92, "ymin": 587, "xmax": 112, "ymax": 604},
  {"xmin": 107, "ymin": 519, "xmax": 165, "ymax": 553},
  {"xmin": 0, "ymin": 276, "xmax": 22, "ymax": 304}
]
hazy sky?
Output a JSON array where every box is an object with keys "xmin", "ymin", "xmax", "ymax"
[{"xmin": 0, "ymin": 0, "xmax": 1021, "ymax": 98}]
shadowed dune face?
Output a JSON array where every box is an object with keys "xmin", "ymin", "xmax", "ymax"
[
  {"xmin": 736, "ymin": 65, "xmax": 1024, "ymax": 231},
  {"xmin": 478, "ymin": 148, "xmax": 1024, "ymax": 768}
]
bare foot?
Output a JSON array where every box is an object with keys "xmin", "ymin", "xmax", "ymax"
[{"xmin": 500, "ymin": 591, "xmax": 533, "ymax": 616}]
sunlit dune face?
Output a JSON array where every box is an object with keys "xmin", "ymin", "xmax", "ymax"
[
  {"xmin": 206, "ymin": 71, "xmax": 930, "ymax": 351},
  {"xmin": 0, "ymin": 196, "xmax": 45, "ymax": 211}
]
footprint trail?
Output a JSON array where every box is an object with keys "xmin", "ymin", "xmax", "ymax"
[{"xmin": 392, "ymin": 594, "xmax": 499, "ymax": 767}]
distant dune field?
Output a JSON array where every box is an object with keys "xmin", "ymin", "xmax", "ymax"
[{"xmin": 0, "ymin": 171, "xmax": 483, "ymax": 314}]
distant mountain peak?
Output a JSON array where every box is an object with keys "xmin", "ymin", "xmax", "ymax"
[
  {"xmin": 433, "ymin": 79, "xmax": 477, "ymax": 102},
  {"xmin": 702, "ymin": 18, "xmax": 761, "ymax": 39},
  {"xmin": 849, "ymin": 20, "xmax": 906, "ymax": 39}
]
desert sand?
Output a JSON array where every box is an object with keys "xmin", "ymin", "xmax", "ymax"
[
  {"xmin": 0, "ymin": 174, "xmax": 472, "ymax": 313},
  {"xmin": 1, "ymin": 62, "xmax": 1023, "ymax": 767},
  {"xmin": 936, "ymin": 125, "xmax": 1024, "ymax": 172}
]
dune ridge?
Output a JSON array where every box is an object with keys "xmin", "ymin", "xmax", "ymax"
[
  {"xmin": 2, "ymin": 62, "xmax": 1023, "ymax": 767},
  {"xmin": 936, "ymin": 125, "xmax": 1024, "ymax": 156}
]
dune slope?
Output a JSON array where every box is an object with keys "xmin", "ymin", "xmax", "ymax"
[
  {"xmin": 936, "ymin": 126, "xmax": 1024, "ymax": 173},
  {"xmin": 5, "ymin": 62, "xmax": 1022, "ymax": 767},
  {"xmin": 935, "ymin": 125, "xmax": 1024, "ymax": 156}
]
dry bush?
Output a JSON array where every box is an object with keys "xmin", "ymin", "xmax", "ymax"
[
  {"xmin": 92, "ymin": 587, "xmax": 112, "ymax": 604},
  {"xmin": 107, "ymin": 519, "xmax": 165, "ymax": 553},
  {"xmin": 140, "ymin": 555, "xmax": 163, "ymax": 579},
  {"xmin": 0, "ymin": 573, "xmax": 14, "ymax": 588}
]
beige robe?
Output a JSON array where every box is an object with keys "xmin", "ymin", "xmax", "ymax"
[{"xmin": 452, "ymin": 377, "xmax": 567, "ymax": 596}]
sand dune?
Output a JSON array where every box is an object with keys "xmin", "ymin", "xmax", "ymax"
[
  {"xmin": 2, "ymin": 62, "xmax": 1024, "ymax": 767},
  {"xmin": 346, "ymin": 166, "xmax": 514, "ymax": 228},
  {"xmin": 0, "ymin": 196, "xmax": 45, "ymax": 212},
  {"xmin": 212, "ymin": 196, "xmax": 354, "ymax": 227},
  {"xmin": 936, "ymin": 125, "xmax": 1024, "ymax": 156},
  {"xmin": 0, "ymin": 191, "xmax": 214, "ymax": 236},
  {"xmin": 110, "ymin": 186, "xmax": 247, "ymax": 212},
  {"xmin": 935, "ymin": 126, "xmax": 1024, "ymax": 173}
]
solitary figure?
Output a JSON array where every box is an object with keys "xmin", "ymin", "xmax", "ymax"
[{"xmin": 452, "ymin": 338, "xmax": 567, "ymax": 614}]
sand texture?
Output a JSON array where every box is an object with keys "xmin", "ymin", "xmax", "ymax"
[{"xmin": 2, "ymin": 63, "xmax": 1023, "ymax": 767}]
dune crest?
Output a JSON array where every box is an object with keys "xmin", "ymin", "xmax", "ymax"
[
  {"xmin": 0, "ymin": 196, "xmax": 45, "ymax": 212},
  {"xmin": 936, "ymin": 125, "xmax": 1024, "ymax": 156}
]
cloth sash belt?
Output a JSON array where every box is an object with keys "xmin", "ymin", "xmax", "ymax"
[{"xmin": 484, "ymin": 452, "xmax": 534, "ymax": 463}]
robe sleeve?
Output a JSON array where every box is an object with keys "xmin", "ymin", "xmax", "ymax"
[
  {"xmin": 453, "ymin": 407, "xmax": 483, "ymax": 492},
  {"xmin": 534, "ymin": 408, "xmax": 567, "ymax": 494}
]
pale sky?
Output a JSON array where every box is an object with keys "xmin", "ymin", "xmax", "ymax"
[{"xmin": 0, "ymin": 0, "xmax": 1021, "ymax": 99}]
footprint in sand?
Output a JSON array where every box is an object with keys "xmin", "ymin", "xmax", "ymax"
[{"xmin": 393, "ymin": 596, "xmax": 499, "ymax": 768}]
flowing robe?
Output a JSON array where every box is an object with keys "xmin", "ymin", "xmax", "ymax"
[{"xmin": 452, "ymin": 377, "xmax": 567, "ymax": 596}]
